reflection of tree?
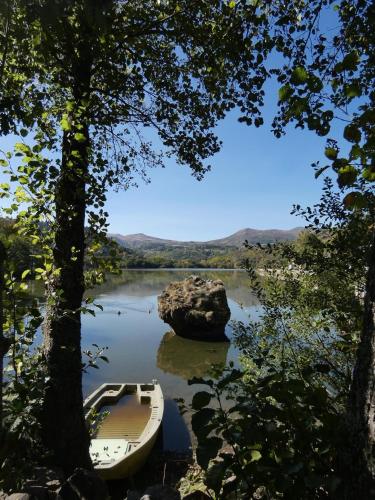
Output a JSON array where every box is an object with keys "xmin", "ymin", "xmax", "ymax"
[
  {"xmin": 157, "ymin": 331, "xmax": 229, "ymax": 380},
  {"xmin": 92, "ymin": 270, "xmax": 258, "ymax": 307}
]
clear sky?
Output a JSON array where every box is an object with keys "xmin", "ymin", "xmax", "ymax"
[
  {"xmin": 105, "ymin": 76, "xmax": 342, "ymax": 241},
  {"xmin": 0, "ymin": 79, "xmax": 344, "ymax": 242}
]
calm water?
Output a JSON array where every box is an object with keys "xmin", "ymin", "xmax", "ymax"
[{"xmin": 81, "ymin": 269, "xmax": 258, "ymax": 451}]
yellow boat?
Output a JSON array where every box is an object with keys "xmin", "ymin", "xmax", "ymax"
[{"xmin": 84, "ymin": 381, "xmax": 164, "ymax": 480}]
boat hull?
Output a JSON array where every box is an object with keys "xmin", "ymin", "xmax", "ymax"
[{"xmin": 84, "ymin": 382, "xmax": 164, "ymax": 480}]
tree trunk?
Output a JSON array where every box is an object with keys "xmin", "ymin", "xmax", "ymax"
[
  {"xmin": 42, "ymin": 70, "xmax": 92, "ymax": 472},
  {"xmin": 345, "ymin": 230, "xmax": 375, "ymax": 497}
]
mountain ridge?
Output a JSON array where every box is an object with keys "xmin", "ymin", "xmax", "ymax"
[{"xmin": 110, "ymin": 227, "xmax": 303, "ymax": 249}]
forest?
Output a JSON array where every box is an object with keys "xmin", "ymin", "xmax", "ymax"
[
  {"xmin": 0, "ymin": 216, "xmax": 295, "ymax": 270},
  {"xmin": 0, "ymin": 0, "xmax": 374, "ymax": 499}
]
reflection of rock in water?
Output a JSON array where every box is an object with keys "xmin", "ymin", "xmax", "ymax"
[{"xmin": 157, "ymin": 331, "xmax": 229, "ymax": 380}]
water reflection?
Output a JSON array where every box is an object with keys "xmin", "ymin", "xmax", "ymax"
[
  {"xmin": 78, "ymin": 269, "xmax": 258, "ymax": 450},
  {"xmin": 93, "ymin": 269, "xmax": 257, "ymax": 308},
  {"xmin": 157, "ymin": 331, "xmax": 230, "ymax": 380}
]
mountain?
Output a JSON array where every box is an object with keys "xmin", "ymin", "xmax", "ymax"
[
  {"xmin": 110, "ymin": 227, "xmax": 303, "ymax": 250},
  {"xmin": 111, "ymin": 233, "xmax": 186, "ymax": 250},
  {"xmin": 207, "ymin": 227, "xmax": 303, "ymax": 246}
]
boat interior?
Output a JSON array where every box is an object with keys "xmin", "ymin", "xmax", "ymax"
[{"xmin": 84, "ymin": 383, "xmax": 162, "ymax": 466}]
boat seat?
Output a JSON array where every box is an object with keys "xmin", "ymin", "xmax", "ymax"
[{"xmin": 90, "ymin": 438, "xmax": 129, "ymax": 465}]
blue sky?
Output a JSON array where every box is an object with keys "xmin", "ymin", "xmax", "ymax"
[
  {"xmin": 105, "ymin": 5, "xmax": 344, "ymax": 241},
  {"xmin": 107, "ymin": 115, "xmax": 330, "ymax": 241},
  {"xmin": 106, "ymin": 79, "xmax": 341, "ymax": 241},
  {"xmin": 0, "ymin": 81, "xmax": 344, "ymax": 242}
]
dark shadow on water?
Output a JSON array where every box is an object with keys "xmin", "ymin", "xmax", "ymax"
[
  {"xmin": 162, "ymin": 398, "xmax": 191, "ymax": 452},
  {"xmin": 157, "ymin": 331, "xmax": 230, "ymax": 380}
]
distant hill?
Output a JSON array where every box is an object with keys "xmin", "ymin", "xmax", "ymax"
[
  {"xmin": 110, "ymin": 233, "xmax": 187, "ymax": 250},
  {"xmin": 207, "ymin": 227, "xmax": 303, "ymax": 246},
  {"xmin": 110, "ymin": 227, "xmax": 303, "ymax": 250}
]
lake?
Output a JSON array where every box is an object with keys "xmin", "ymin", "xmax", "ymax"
[{"xmin": 81, "ymin": 269, "xmax": 258, "ymax": 451}]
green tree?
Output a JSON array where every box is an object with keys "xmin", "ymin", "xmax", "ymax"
[
  {"xmin": 2, "ymin": 0, "xmax": 275, "ymax": 473},
  {"xmin": 184, "ymin": 0, "xmax": 374, "ymax": 496},
  {"xmin": 266, "ymin": 1, "xmax": 375, "ymax": 495},
  {"xmin": 186, "ymin": 178, "xmax": 368, "ymax": 498}
]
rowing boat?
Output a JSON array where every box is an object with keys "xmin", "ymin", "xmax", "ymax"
[{"xmin": 84, "ymin": 381, "xmax": 164, "ymax": 480}]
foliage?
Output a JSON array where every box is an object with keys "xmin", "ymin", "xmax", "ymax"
[
  {"xmin": 0, "ymin": 0, "xmax": 282, "ymax": 472},
  {"xmin": 0, "ymin": 0, "xmax": 373, "ymax": 489},
  {"xmin": 185, "ymin": 178, "xmax": 369, "ymax": 497},
  {"xmin": 0, "ymin": 218, "xmax": 40, "ymax": 278},
  {"xmin": 85, "ymin": 407, "xmax": 109, "ymax": 440},
  {"xmin": 0, "ymin": 271, "xmax": 45, "ymax": 491},
  {"xmin": 82, "ymin": 344, "xmax": 109, "ymax": 372},
  {"xmin": 187, "ymin": 365, "xmax": 342, "ymax": 499},
  {"xmin": 121, "ymin": 242, "xmax": 285, "ymax": 270},
  {"xmin": 271, "ymin": 0, "xmax": 375, "ymax": 206}
]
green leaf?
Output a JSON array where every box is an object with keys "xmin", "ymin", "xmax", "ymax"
[
  {"xmin": 14, "ymin": 142, "xmax": 30, "ymax": 154},
  {"xmin": 60, "ymin": 116, "xmax": 71, "ymax": 131},
  {"xmin": 188, "ymin": 377, "xmax": 213, "ymax": 387},
  {"xmin": 337, "ymin": 165, "xmax": 357, "ymax": 187},
  {"xmin": 228, "ymin": 1, "xmax": 236, "ymax": 7},
  {"xmin": 291, "ymin": 66, "xmax": 308, "ymax": 85},
  {"xmin": 350, "ymin": 144, "xmax": 362, "ymax": 160},
  {"xmin": 363, "ymin": 167, "xmax": 375, "ymax": 182},
  {"xmin": 315, "ymin": 165, "xmax": 330, "ymax": 179},
  {"xmin": 205, "ymin": 461, "xmax": 226, "ymax": 495},
  {"xmin": 278, "ymin": 84, "xmax": 293, "ymax": 102},
  {"xmin": 307, "ymin": 76, "xmax": 323, "ymax": 93},
  {"xmin": 341, "ymin": 51, "xmax": 359, "ymax": 71},
  {"xmin": 192, "ymin": 391, "xmax": 212, "ymax": 410},
  {"xmin": 74, "ymin": 132, "xmax": 86, "ymax": 143},
  {"xmin": 21, "ymin": 269, "xmax": 31, "ymax": 280},
  {"xmin": 343, "ymin": 191, "xmax": 367, "ymax": 209},
  {"xmin": 66, "ymin": 101, "xmax": 75, "ymax": 112},
  {"xmin": 196, "ymin": 437, "xmax": 223, "ymax": 469},
  {"xmin": 251, "ymin": 450, "xmax": 262, "ymax": 462},
  {"xmin": 344, "ymin": 83, "xmax": 361, "ymax": 98},
  {"xmin": 217, "ymin": 369, "xmax": 242, "ymax": 390},
  {"xmin": 324, "ymin": 147, "xmax": 337, "ymax": 160},
  {"xmin": 192, "ymin": 408, "xmax": 216, "ymax": 439},
  {"xmin": 344, "ymin": 125, "xmax": 361, "ymax": 143}
]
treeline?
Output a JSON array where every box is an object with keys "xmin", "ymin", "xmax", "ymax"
[
  {"xmin": 0, "ymin": 216, "xmax": 299, "ymax": 273},
  {"xmin": 120, "ymin": 244, "xmax": 287, "ymax": 269}
]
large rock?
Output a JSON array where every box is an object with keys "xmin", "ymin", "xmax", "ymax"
[{"xmin": 157, "ymin": 276, "xmax": 230, "ymax": 341}]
